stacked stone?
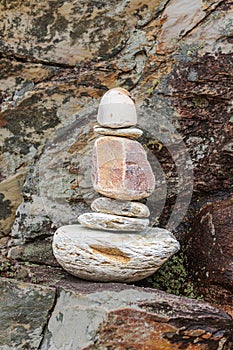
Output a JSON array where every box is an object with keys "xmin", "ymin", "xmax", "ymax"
[
  {"xmin": 78, "ymin": 88, "xmax": 155, "ymax": 232},
  {"xmin": 52, "ymin": 88, "xmax": 180, "ymax": 282}
]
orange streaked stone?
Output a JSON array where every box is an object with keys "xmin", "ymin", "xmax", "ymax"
[{"xmin": 92, "ymin": 136, "xmax": 155, "ymax": 200}]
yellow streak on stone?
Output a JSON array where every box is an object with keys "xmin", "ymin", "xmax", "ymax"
[
  {"xmin": 90, "ymin": 245, "xmax": 131, "ymax": 264},
  {"xmin": 0, "ymin": 172, "xmax": 26, "ymax": 235}
]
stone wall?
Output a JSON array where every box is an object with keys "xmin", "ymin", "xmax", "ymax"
[{"xmin": 0, "ymin": 0, "xmax": 233, "ymax": 348}]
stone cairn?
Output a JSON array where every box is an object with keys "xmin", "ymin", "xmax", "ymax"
[
  {"xmin": 52, "ymin": 88, "xmax": 180, "ymax": 282},
  {"xmin": 79, "ymin": 87, "xmax": 155, "ymax": 232}
]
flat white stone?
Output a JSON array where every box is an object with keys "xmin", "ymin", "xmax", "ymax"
[
  {"xmin": 52, "ymin": 225, "xmax": 180, "ymax": 282},
  {"xmin": 78, "ymin": 212, "xmax": 149, "ymax": 231},
  {"xmin": 91, "ymin": 197, "xmax": 150, "ymax": 217},
  {"xmin": 97, "ymin": 88, "xmax": 137, "ymax": 128},
  {"xmin": 93, "ymin": 125, "xmax": 143, "ymax": 138}
]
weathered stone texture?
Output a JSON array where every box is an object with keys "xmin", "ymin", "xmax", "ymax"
[
  {"xmin": 0, "ymin": 268, "xmax": 232, "ymax": 349},
  {"xmin": 78, "ymin": 212, "xmax": 149, "ymax": 231},
  {"xmin": 0, "ymin": 0, "xmax": 168, "ymax": 65},
  {"xmin": 0, "ymin": 277, "xmax": 56, "ymax": 349},
  {"xmin": 8, "ymin": 237, "xmax": 58, "ymax": 267},
  {"xmin": 53, "ymin": 225, "xmax": 179, "ymax": 282},
  {"xmin": 92, "ymin": 136, "xmax": 155, "ymax": 200},
  {"xmin": 187, "ymin": 198, "xmax": 233, "ymax": 293},
  {"xmin": 156, "ymin": 0, "xmax": 233, "ymax": 55},
  {"xmin": 91, "ymin": 197, "xmax": 150, "ymax": 217},
  {"xmin": 0, "ymin": 172, "xmax": 25, "ymax": 237},
  {"xmin": 93, "ymin": 125, "xmax": 143, "ymax": 138},
  {"xmin": 0, "ymin": 0, "xmax": 232, "ymax": 315},
  {"xmin": 38, "ymin": 277, "xmax": 232, "ymax": 350}
]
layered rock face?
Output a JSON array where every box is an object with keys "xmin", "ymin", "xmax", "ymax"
[
  {"xmin": 0, "ymin": 0, "xmax": 233, "ymax": 347},
  {"xmin": 1, "ymin": 274, "xmax": 233, "ymax": 350}
]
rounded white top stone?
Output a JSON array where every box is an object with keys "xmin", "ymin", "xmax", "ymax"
[{"xmin": 97, "ymin": 88, "xmax": 137, "ymax": 128}]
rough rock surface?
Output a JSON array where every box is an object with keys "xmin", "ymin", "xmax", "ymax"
[
  {"xmin": 8, "ymin": 237, "xmax": 58, "ymax": 267},
  {"xmin": 0, "ymin": 273, "xmax": 232, "ymax": 350},
  {"xmin": 93, "ymin": 125, "xmax": 143, "ymax": 138},
  {"xmin": 92, "ymin": 136, "xmax": 155, "ymax": 200},
  {"xmin": 1, "ymin": 1, "xmax": 231, "ymax": 248},
  {"xmin": 78, "ymin": 212, "xmax": 149, "ymax": 231},
  {"xmin": 0, "ymin": 172, "xmax": 25, "ymax": 236},
  {"xmin": 42, "ymin": 286, "xmax": 233, "ymax": 350},
  {"xmin": 0, "ymin": 0, "xmax": 232, "ymax": 330},
  {"xmin": 0, "ymin": 277, "xmax": 56, "ymax": 349},
  {"xmin": 187, "ymin": 198, "xmax": 233, "ymax": 298},
  {"xmin": 52, "ymin": 225, "xmax": 180, "ymax": 282},
  {"xmin": 91, "ymin": 197, "xmax": 150, "ymax": 217}
]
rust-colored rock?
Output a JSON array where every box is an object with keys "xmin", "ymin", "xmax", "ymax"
[
  {"xmin": 83, "ymin": 298, "xmax": 233, "ymax": 350},
  {"xmin": 187, "ymin": 198, "xmax": 233, "ymax": 294},
  {"xmin": 92, "ymin": 136, "xmax": 155, "ymax": 200}
]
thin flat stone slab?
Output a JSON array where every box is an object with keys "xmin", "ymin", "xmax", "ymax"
[
  {"xmin": 52, "ymin": 225, "xmax": 180, "ymax": 282},
  {"xmin": 91, "ymin": 197, "xmax": 150, "ymax": 217},
  {"xmin": 92, "ymin": 136, "xmax": 155, "ymax": 200},
  {"xmin": 93, "ymin": 125, "xmax": 143, "ymax": 138},
  {"xmin": 78, "ymin": 212, "xmax": 149, "ymax": 231},
  {"xmin": 97, "ymin": 88, "xmax": 137, "ymax": 128}
]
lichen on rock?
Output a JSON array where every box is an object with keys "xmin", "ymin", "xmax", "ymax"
[{"xmin": 0, "ymin": 1, "xmax": 232, "ymax": 345}]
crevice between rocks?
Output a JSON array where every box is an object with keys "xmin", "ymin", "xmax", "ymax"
[
  {"xmin": 0, "ymin": 52, "xmax": 76, "ymax": 69},
  {"xmin": 38, "ymin": 286, "xmax": 59, "ymax": 350}
]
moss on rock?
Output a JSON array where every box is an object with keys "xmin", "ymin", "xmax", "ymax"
[{"xmin": 142, "ymin": 251, "xmax": 203, "ymax": 300}]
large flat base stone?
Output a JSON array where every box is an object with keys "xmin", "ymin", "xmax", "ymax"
[{"xmin": 52, "ymin": 225, "xmax": 180, "ymax": 282}]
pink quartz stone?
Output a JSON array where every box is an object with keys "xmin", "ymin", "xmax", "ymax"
[{"xmin": 92, "ymin": 136, "xmax": 155, "ymax": 200}]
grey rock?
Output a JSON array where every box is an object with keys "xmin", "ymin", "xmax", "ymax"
[
  {"xmin": 0, "ymin": 278, "xmax": 55, "ymax": 349},
  {"xmin": 78, "ymin": 212, "xmax": 149, "ymax": 231},
  {"xmin": 91, "ymin": 197, "xmax": 150, "ymax": 217},
  {"xmin": 40, "ymin": 278, "xmax": 232, "ymax": 350},
  {"xmin": 0, "ymin": 273, "xmax": 231, "ymax": 350},
  {"xmin": 8, "ymin": 238, "xmax": 58, "ymax": 267}
]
